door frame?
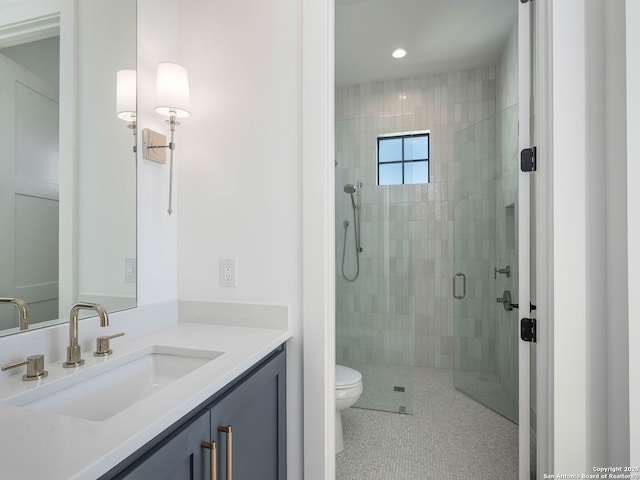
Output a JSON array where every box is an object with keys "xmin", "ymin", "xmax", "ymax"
[
  {"xmin": 302, "ymin": 0, "xmax": 336, "ymax": 478},
  {"xmin": 628, "ymin": 0, "xmax": 640, "ymax": 465},
  {"xmin": 532, "ymin": 0, "xmax": 553, "ymax": 475},
  {"xmin": 518, "ymin": 2, "xmax": 532, "ymax": 478}
]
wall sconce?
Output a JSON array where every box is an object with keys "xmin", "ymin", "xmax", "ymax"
[
  {"xmin": 116, "ymin": 69, "xmax": 137, "ymax": 152},
  {"xmin": 142, "ymin": 62, "xmax": 191, "ymax": 215}
]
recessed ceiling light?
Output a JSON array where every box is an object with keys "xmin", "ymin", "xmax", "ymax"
[{"xmin": 391, "ymin": 48, "xmax": 408, "ymax": 59}]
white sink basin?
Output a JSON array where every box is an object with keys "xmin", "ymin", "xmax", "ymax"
[{"xmin": 2, "ymin": 345, "xmax": 223, "ymax": 421}]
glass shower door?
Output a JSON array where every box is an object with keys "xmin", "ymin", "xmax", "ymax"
[
  {"xmin": 452, "ymin": 105, "xmax": 519, "ymax": 423},
  {"xmin": 335, "ymin": 114, "xmax": 415, "ymax": 415},
  {"xmin": 335, "ymin": 183, "xmax": 415, "ymax": 414}
]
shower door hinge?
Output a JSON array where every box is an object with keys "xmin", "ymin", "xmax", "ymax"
[
  {"xmin": 520, "ymin": 318, "xmax": 537, "ymax": 343},
  {"xmin": 520, "ymin": 147, "xmax": 537, "ymax": 172}
]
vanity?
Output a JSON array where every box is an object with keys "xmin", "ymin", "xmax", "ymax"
[
  {"xmin": 105, "ymin": 344, "xmax": 286, "ymax": 480},
  {"xmin": 103, "ymin": 335, "xmax": 287, "ymax": 480},
  {"xmin": 0, "ymin": 319, "xmax": 290, "ymax": 479}
]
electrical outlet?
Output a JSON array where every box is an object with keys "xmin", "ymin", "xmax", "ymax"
[
  {"xmin": 220, "ymin": 258, "xmax": 237, "ymax": 287},
  {"xmin": 124, "ymin": 257, "xmax": 136, "ymax": 283}
]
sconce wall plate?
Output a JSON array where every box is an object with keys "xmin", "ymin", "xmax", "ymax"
[{"xmin": 142, "ymin": 128, "xmax": 167, "ymax": 164}]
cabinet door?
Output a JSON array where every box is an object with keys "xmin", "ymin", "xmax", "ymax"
[
  {"xmin": 211, "ymin": 350, "xmax": 286, "ymax": 480},
  {"xmin": 119, "ymin": 411, "xmax": 212, "ymax": 480}
]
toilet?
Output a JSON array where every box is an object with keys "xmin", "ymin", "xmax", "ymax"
[{"xmin": 335, "ymin": 364, "xmax": 363, "ymax": 454}]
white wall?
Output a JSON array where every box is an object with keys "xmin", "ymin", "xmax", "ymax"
[
  {"xmin": 175, "ymin": 1, "xmax": 303, "ymax": 477},
  {"xmin": 0, "ymin": 0, "xmax": 60, "ymax": 26},
  {"xmin": 136, "ymin": 0, "xmax": 179, "ymax": 306},
  {"xmin": 551, "ymin": 0, "xmax": 631, "ymax": 473},
  {"xmin": 584, "ymin": 0, "xmax": 608, "ymax": 467},
  {"xmin": 604, "ymin": 0, "xmax": 629, "ymax": 467},
  {"xmin": 552, "ymin": 0, "xmax": 588, "ymax": 472},
  {"xmin": 0, "ymin": 37, "xmax": 60, "ymax": 90}
]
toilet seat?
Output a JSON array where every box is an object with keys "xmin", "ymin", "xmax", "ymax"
[{"xmin": 336, "ymin": 365, "xmax": 362, "ymax": 389}]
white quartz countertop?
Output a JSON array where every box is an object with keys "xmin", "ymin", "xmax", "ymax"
[{"xmin": 0, "ymin": 323, "xmax": 291, "ymax": 480}]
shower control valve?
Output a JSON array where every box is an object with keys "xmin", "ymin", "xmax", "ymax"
[
  {"xmin": 496, "ymin": 290, "xmax": 518, "ymax": 312},
  {"xmin": 494, "ymin": 265, "xmax": 511, "ymax": 279}
]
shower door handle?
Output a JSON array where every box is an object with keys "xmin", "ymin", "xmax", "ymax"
[{"xmin": 453, "ymin": 273, "xmax": 466, "ymax": 299}]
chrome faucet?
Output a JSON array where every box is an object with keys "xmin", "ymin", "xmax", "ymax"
[
  {"xmin": 0, "ymin": 298, "xmax": 28, "ymax": 330},
  {"xmin": 63, "ymin": 302, "xmax": 109, "ymax": 368}
]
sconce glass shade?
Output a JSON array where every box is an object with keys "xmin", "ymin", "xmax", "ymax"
[
  {"xmin": 116, "ymin": 69, "xmax": 137, "ymax": 122},
  {"xmin": 155, "ymin": 62, "xmax": 191, "ymax": 118}
]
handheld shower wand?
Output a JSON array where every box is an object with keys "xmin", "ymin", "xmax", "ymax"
[{"xmin": 341, "ymin": 182, "xmax": 362, "ymax": 281}]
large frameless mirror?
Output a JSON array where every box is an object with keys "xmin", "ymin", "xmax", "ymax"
[{"xmin": 0, "ymin": 0, "xmax": 137, "ymax": 337}]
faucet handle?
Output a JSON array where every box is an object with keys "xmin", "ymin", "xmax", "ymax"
[
  {"xmin": 2, "ymin": 355, "xmax": 48, "ymax": 381},
  {"xmin": 94, "ymin": 332, "xmax": 125, "ymax": 357}
]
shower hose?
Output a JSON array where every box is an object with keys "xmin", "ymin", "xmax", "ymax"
[{"xmin": 341, "ymin": 219, "xmax": 360, "ymax": 282}]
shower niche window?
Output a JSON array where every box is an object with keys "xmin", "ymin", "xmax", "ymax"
[{"xmin": 377, "ymin": 131, "xmax": 430, "ymax": 185}]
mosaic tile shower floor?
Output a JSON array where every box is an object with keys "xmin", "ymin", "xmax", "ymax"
[
  {"xmin": 343, "ymin": 362, "xmax": 416, "ymax": 414},
  {"xmin": 336, "ymin": 367, "xmax": 520, "ymax": 480}
]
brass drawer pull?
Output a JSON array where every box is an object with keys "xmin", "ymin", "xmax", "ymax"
[
  {"xmin": 201, "ymin": 441, "xmax": 216, "ymax": 480},
  {"xmin": 218, "ymin": 425, "xmax": 232, "ymax": 480}
]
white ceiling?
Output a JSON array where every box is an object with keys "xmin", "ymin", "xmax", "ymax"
[{"xmin": 336, "ymin": 0, "xmax": 518, "ymax": 86}]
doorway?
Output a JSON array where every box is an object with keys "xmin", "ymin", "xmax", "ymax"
[{"xmin": 333, "ymin": 1, "xmax": 532, "ymax": 478}]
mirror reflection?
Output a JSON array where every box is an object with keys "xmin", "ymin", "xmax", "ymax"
[
  {"xmin": 0, "ymin": 0, "xmax": 137, "ymax": 337},
  {"xmin": 0, "ymin": 35, "xmax": 60, "ymax": 332},
  {"xmin": 74, "ymin": 0, "xmax": 137, "ymax": 318}
]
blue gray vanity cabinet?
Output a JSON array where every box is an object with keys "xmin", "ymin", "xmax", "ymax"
[
  {"xmin": 102, "ymin": 346, "xmax": 286, "ymax": 480},
  {"xmin": 115, "ymin": 411, "xmax": 210, "ymax": 480},
  {"xmin": 210, "ymin": 345, "xmax": 286, "ymax": 480}
]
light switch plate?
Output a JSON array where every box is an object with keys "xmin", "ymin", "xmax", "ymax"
[{"xmin": 142, "ymin": 128, "xmax": 167, "ymax": 163}]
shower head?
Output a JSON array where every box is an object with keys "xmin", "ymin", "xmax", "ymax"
[
  {"xmin": 344, "ymin": 183, "xmax": 358, "ymax": 211},
  {"xmin": 344, "ymin": 184, "xmax": 356, "ymax": 194}
]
